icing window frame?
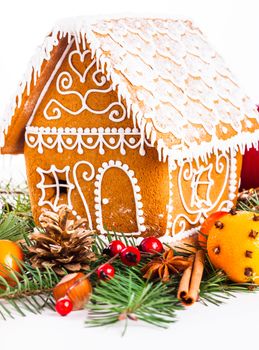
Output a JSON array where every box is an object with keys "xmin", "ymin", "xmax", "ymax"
[{"xmin": 36, "ymin": 165, "xmax": 75, "ymax": 211}]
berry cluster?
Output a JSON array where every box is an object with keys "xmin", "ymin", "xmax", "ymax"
[{"xmin": 55, "ymin": 236, "xmax": 163, "ymax": 316}]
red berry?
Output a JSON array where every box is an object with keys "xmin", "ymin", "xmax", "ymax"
[
  {"xmin": 139, "ymin": 237, "xmax": 163, "ymax": 254},
  {"xmin": 97, "ymin": 263, "xmax": 115, "ymax": 280},
  {"xmin": 55, "ymin": 296, "xmax": 73, "ymax": 316},
  {"xmin": 109, "ymin": 240, "xmax": 126, "ymax": 256},
  {"xmin": 120, "ymin": 246, "xmax": 141, "ymax": 266}
]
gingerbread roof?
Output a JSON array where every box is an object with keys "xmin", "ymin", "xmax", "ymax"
[{"xmin": 1, "ymin": 16, "xmax": 259, "ymax": 161}]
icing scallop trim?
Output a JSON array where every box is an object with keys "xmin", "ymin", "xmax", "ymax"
[{"xmin": 25, "ymin": 126, "xmax": 151, "ymax": 156}]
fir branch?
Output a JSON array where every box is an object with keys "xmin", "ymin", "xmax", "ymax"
[
  {"xmin": 0, "ymin": 184, "xmax": 258, "ymax": 330},
  {"xmin": 0, "ymin": 190, "xmax": 26, "ymax": 195},
  {"xmin": 0, "ymin": 212, "xmax": 32, "ymax": 241},
  {"xmin": 86, "ymin": 269, "xmax": 182, "ymax": 334},
  {"xmin": 0, "ymin": 183, "xmax": 33, "ymax": 225},
  {"xmin": 199, "ymin": 255, "xmax": 258, "ymax": 306},
  {"xmin": 236, "ymin": 189, "xmax": 259, "ymax": 212},
  {"xmin": 0, "ymin": 260, "xmax": 60, "ymax": 319}
]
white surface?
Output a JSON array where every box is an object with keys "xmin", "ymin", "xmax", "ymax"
[
  {"xmin": 1, "ymin": 292, "xmax": 259, "ymax": 350},
  {"xmin": 0, "ymin": 0, "xmax": 259, "ymax": 348}
]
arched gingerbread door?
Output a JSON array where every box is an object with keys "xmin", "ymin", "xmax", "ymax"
[{"xmin": 94, "ymin": 160, "xmax": 146, "ymax": 235}]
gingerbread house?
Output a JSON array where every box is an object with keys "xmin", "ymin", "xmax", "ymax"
[{"xmin": 1, "ymin": 16, "xmax": 259, "ymax": 238}]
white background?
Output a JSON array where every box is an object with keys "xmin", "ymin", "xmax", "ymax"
[{"xmin": 0, "ymin": 0, "xmax": 259, "ymax": 349}]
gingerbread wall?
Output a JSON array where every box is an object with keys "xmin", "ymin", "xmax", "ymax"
[
  {"xmin": 168, "ymin": 151, "xmax": 242, "ymax": 236},
  {"xmin": 24, "ymin": 40, "xmax": 169, "ymax": 236},
  {"xmin": 23, "ymin": 39, "xmax": 242, "ymax": 237}
]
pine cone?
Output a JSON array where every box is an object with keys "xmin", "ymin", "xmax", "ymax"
[{"xmin": 27, "ymin": 207, "xmax": 96, "ymax": 275}]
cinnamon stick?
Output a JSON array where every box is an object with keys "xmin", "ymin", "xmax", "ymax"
[
  {"xmin": 177, "ymin": 250, "xmax": 205, "ymax": 306},
  {"xmin": 177, "ymin": 255, "xmax": 194, "ymax": 301}
]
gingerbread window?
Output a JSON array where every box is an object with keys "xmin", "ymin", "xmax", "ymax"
[{"xmin": 36, "ymin": 165, "xmax": 75, "ymax": 211}]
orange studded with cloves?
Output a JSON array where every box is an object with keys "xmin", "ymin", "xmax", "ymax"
[{"xmin": 207, "ymin": 211, "xmax": 259, "ymax": 284}]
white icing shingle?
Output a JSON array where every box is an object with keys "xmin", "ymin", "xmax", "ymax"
[{"xmin": 85, "ymin": 17, "xmax": 258, "ymax": 155}]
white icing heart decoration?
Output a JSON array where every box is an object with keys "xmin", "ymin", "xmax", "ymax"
[{"xmin": 68, "ymin": 50, "xmax": 96, "ymax": 83}]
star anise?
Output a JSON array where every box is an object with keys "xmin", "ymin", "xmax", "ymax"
[{"xmin": 141, "ymin": 249, "xmax": 191, "ymax": 283}]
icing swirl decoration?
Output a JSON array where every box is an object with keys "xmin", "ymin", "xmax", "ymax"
[
  {"xmin": 72, "ymin": 161, "xmax": 95, "ymax": 229},
  {"xmin": 92, "ymin": 70, "xmax": 108, "ymax": 87},
  {"xmin": 43, "ymin": 48, "xmax": 127, "ymax": 122},
  {"xmin": 172, "ymin": 152, "xmax": 234, "ymax": 235}
]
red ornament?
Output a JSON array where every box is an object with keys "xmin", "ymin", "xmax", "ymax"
[
  {"xmin": 240, "ymin": 104, "xmax": 259, "ymax": 190},
  {"xmin": 108, "ymin": 240, "xmax": 126, "ymax": 256},
  {"xmin": 55, "ymin": 296, "xmax": 73, "ymax": 316},
  {"xmin": 139, "ymin": 237, "xmax": 163, "ymax": 254},
  {"xmin": 120, "ymin": 246, "xmax": 141, "ymax": 266},
  {"xmin": 97, "ymin": 263, "xmax": 115, "ymax": 280},
  {"xmin": 240, "ymin": 143, "xmax": 259, "ymax": 190}
]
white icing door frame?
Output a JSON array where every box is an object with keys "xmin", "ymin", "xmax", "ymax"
[{"xmin": 94, "ymin": 160, "xmax": 146, "ymax": 235}]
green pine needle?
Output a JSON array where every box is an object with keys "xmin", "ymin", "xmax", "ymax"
[
  {"xmin": 86, "ymin": 269, "xmax": 182, "ymax": 334},
  {"xmin": 199, "ymin": 255, "xmax": 258, "ymax": 306},
  {"xmin": 0, "ymin": 260, "xmax": 60, "ymax": 319},
  {"xmin": 0, "ymin": 183, "xmax": 33, "ymax": 226},
  {"xmin": 236, "ymin": 190, "xmax": 259, "ymax": 212},
  {"xmin": 92, "ymin": 231, "xmax": 137, "ymax": 255},
  {"xmin": 0, "ymin": 184, "xmax": 258, "ymax": 331},
  {"xmin": 86, "ymin": 239, "xmax": 258, "ymax": 333},
  {"xmin": 0, "ymin": 213, "xmax": 31, "ymax": 241}
]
